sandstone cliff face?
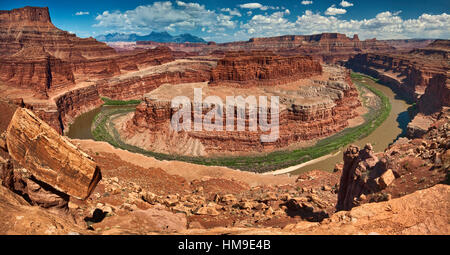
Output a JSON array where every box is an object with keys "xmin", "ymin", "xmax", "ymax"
[
  {"xmin": 0, "ymin": 45, "xmax": 75, "ymax": 97},
  {"xmin": 136, "ymin": 33, "xmax": 393, "ymax": 63},
  {"xmin": 124, "ymin": 66, "xmax": 361, "ymax": 155},
  {"xmin": 338, "ymin": 49, "xmax": 449, "ymax": 209},
  {"xmin": 0, "ymin": 7, "xmax": 176, "ymax": 97},
  {"xmin": 97, "ymin": 61, "xmax": 212, "ymax": 100},
  {"xmin": 55, "ymin": 85, "xmax": 104, "ymax": 132},
  {"xmin": 210, "ymin": 51, "xmax": 322, "ymax": 87},
  {"xmin": 346, "ymin": 40, "xmax": 449, "ymax": 102},
  {"xmin": 417, "ymin": 73, "xmax": 450, "ymax": 115},
  {"xmin": 6, "ymin": 108, "xmax": 101, "ymax": 200},
  {"xmin": 407, "ymin": 73, "xmax": 450, "ymax": 138},
  {"xmin": 347, "ymin": 53, "xmax": 432, "ymax": 100},
  {"xmin": 0, "ymin": 7, "xmax": 116, "ymax": 59}
]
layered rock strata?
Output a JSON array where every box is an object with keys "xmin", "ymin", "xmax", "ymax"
[
  {"xmin": 55, "ymin": 85, "xmax": 104, "ymax": 132},
  {"xmin": 345, "ymin": 40, "xmax": 449, "ymax": 101},
  {"xmin": 137, "ymin": 33, "xmax": 394, "ymax": 63},
  {"xmin": 123, "ymin": 66, "xmax": 361, "ymax": 155},
  {"xmin": 97, "ymin": 60, "xmax": 213, "ymax": 100},
  {"xmin": 69, "ymin": 47, "xmax": 174, "ymax": 78},
  {"xmin": 0, "ymin": 45, "xmax": 75, "ymax": 98},
  {"xmin": 209, "ymin": 51, "xmax": 322, "ymax": 87},
  {"xmin": 0, "ymin": 7, "xmax": 116, "ymax": 59},
  {"xmin": 0, "ymin": 7, "xmax": 175, "ymax": 97},
  {"xmin": 380, "ymin": 39, "xmax": 435, "ymax": 52}
]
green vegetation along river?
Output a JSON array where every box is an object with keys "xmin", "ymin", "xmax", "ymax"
[
  {"xmin": 290, "ymin": 73, "xmax": 412, "ymax": 174},
  {"xmin": 67, "ymin": 73, "xmax": 412, "ymax": 173}
]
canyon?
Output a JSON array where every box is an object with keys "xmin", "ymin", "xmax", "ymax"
[
  {"xmin": 0, "ymin": 7, "xmax": 198, "ymax": 134},
  {"xmin": 0, "ymin": 6, "xmax": 448, "ymax": 236},
  {"xmin": 133, "ymin": 33, "xmax": 394, "ymax": 63},
  {"xmin": 346, "ymin": 40, "xmax": 449, "ymax": 102},
  {"xmin": 346, "ymin": 39, "xmax": 449, "ymax": 139},
  {"xmin": 119, "ymin": 64, "xmax": 361, "ymax": 156}
]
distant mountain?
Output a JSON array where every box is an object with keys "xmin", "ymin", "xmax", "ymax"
[{"xmin": 96, "ymin": 31, "xmax": 206, "ymax": 43}]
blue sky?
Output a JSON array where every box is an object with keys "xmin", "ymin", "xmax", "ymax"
[{"xmin": 2, "ymin": 0, "xmax": 449, "ymax": 42}]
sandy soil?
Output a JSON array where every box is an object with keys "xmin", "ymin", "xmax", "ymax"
[
  {"xmin": 72, "ymin": 139, "xmax": 297, "ymax": 187},
  {"xmin": 262, "ymin": 150, "xmax": 342, "ymax": 176}
]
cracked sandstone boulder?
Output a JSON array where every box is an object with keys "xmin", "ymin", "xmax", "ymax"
[{"xmin": 6, "ymin": 108, "xmax": 101, "ymax": 200}]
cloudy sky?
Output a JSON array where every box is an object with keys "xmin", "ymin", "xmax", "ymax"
[{"xmin": 3, "ymin": 0, "xmax": 449, "ymax": 42}]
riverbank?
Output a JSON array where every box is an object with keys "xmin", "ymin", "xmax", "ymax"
[
  {"xmin": 290, "ymin": 73, "xmax": 412, "ymax": 174},
  {"xmin": 262, "ymin": 150, "xmax": 342, "ymax": 176},
  {"xmin": 87, "ymin": 72, "xmax": 392, "ymax": 173}
]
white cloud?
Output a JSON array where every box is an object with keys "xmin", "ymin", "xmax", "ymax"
[
  {"xmin": 236, "ymin": 10, "xmax": 450, "ymax": 41},
  {"xmin": 301, "ymin": 1, "xmax": 313, "ymax": 5},
  {"xmin": 340, "ymin": 1, "xmax": 354, "ymax": 8},
  {"xmin": 94, "ymin": 1, "xmax": 235, "ymax": 34},
  {"xmin": 75, "ymin": 11, "xmax": 89, "ymax": 16},
  {"xmin": 239, "ymin": 3, "xmax": 264, "ymax": 9},
  {"xmin": 241, "ymin": 11, "xmax": 295, "ymax": 36},
  {"xmin": 220, "ymin": 8, "xmax": 242, "ymax": 17},
  {"xmin": 325, "ymin": 5, "xmax": 347, "ymax": 15},
  {"xmin": 92, "ymin": 1, "xmax": 449, "ymax": 43},
  {"xmin": 238, "ymin": 3, "xmax": 278, "ymax": 11}
]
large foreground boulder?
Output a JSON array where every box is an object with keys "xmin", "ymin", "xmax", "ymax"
[{"xmin": 6, "ymin": 108, "xmax": 101, "ymax": 200}]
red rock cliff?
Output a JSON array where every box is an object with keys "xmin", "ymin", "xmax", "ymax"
[
  {"xmin": 210, "ymin": 51, "xmax": 322, "ymax": 87},
  {"xmin": 0, "ymin": 45, "xmax": 75, "ymax": 97},
  {"xmin": 0, "ymin": 6, "xmax": 176, "ymax": 97},
  {"xmin": 0, "ymin": 7, "xmax": 116, "ymax": 59},
  {"xmin": 346, "ymin": 40, "xmax": 449, "ymax": 102},
  {"xmin": 124, "ymin": 67, "xmax": 361, "ymax": 156},
  {"xmin": 135, "ymin": 33, "xmax": 394, "ymax": 63}
]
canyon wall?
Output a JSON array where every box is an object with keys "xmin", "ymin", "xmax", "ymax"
[
  {"xmin": 136, "ymin": 32, "xmax": 394, "ymax": 63},
  {"xmin": 124, "ymin": 67, "xmax": 361, "ymax": 155},
  {"xmin": 69, "ymin": 47, "xmax": 174, "ymax": 78},
  {"xmin": 346, "ymin": 53, "xmax": 425, "ymax": 100},
  {"xmin": 0, "ymin": 7, "xmax": 180, "ymax": 134},
  {"xmin": 97, "ymin": 62, "xmax": 212, "ymax": 100},
  {"xmin": 0, "ymin": 45, "xmax": 75, "ymax": 98},
  {"xmin": 55, "ymin": 85, "xmax": 104, "ymax": 132},
  {"xmin": 0, "ymin": 7, "xmax": 176, "ymax": 97},
  {"xmin": 209, "ymin": 51, "xmax": 322, "ymax": 87},
  {"xmin": 338, "ymin": 40, "xmax": 449, "ymax": 211},
  {"xmin": 380, "ymin": 39, "xmax": 435, "ymax": 51},
  {"xmin": 0, "ymin": 7, "xmax": 116, "ymax": 59},
  {"xmin": 346, "ymin": 41, "xmax": 449, "ymax": 102}
]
